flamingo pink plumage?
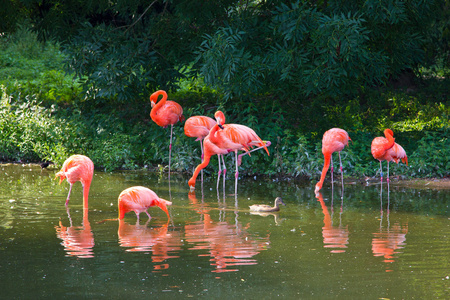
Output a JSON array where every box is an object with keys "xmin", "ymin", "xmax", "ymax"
[
  {"xmin": 184, "ymin": 115, "xmax": 216, "ymax": 161},
  {"xmin": 118, "ymin": 186, "xmax": 172, "ymax": 221},
  {"xmin": 55, "ymin": 154, "xmax": 94, "ymax": 208},
  {"xmin": 371, "ymin": 129, "xmax": 408, "ymax": 182},
  {"xmin": 150, "ymin": 90, "xmax": 184, "ymax": 174},
  {"xmin": 187, "ymin": 127, "xmax": 230, "ymax": 191},
  {"xmin": 315, "ymin": 128, "xmax": 351, "ymax": 194},
  {"xmin": 188, "ymin": 111, "xmax": 270, "ymax": 191}
]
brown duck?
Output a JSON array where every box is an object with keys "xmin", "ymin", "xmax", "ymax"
[{"xmin": 249, "ymin": 197, "xmax": 286, "ymax": 212}]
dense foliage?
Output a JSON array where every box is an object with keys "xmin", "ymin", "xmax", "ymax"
[
  {"xmin": 0, "ymin": 1, "xmax": 449, "ymax": 180},
  {"xmin": 2, "ymin": 0, "xmax": 448, "ymax": 102}
]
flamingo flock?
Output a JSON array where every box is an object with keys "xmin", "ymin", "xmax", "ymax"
[
  {"xmin": 54, "ymin": 89, "xmax": 409, "ymax": 225},
  {"xmin": 50, "ymin": 89, "xmax": 412, "ymax": 266}
]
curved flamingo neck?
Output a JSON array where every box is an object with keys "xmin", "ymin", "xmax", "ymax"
[
  {"xmin": 118, "ymin": 200, "xmax": 126, "ymax": 219},
  {"xmin": 150, "ymin": 90, "xmax": 167, "ymax": 115},
  {"xmin": 315, "ymin": 153, "xmax": 331, "ymax": 194},
  {"xmin": 188, "ymin": 153, "xmax": 212, "ymax": 188},
  {"xmin": 155, "ymin": 200, "xmax": 171, "ymax": 219},
  {"xmin": 383, "ymin": 129, "xmax": 395, "ymax": 151},
  {"xmin": 208, "ymin": 124, "xmax": 221, "ymax": 145},
  {"xmin": 83, "ymin": 181, "xmax": 91, "ymax": 208}
]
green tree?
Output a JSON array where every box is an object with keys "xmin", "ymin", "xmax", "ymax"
[{"xmin": 2, "ymin": 0, "xmax": 448, "ymax": 104}]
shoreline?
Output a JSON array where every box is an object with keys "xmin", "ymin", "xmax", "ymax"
[{"xmin": 2, "ymin": 162, "xmax": 449, "ymax": 190}]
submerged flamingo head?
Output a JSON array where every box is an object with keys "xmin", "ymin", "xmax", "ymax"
[{"xmin": 188, "ymin": 177, "xmax": 196, "ymax": 191}]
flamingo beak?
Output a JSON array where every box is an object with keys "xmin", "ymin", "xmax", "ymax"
[{"xmin": 218, "ymin": 124, "xmax": 224, "ymax": 129}]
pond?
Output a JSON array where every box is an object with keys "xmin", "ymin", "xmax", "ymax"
[{"xmin": 0, "ymin": 164, "xmax": 449, "ymax": 299}]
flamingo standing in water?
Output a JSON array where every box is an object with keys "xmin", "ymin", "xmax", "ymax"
[
  {"xmin": 55, "ymin": 154, "xmax": 94, "ymax": 208},
  {"xmin": 315, "ymin": 128, "xmax": 351, "ymax": 194},
  {"xmin": 188, "ymin": 111, "xmax": 270, "ymax": 192},
  {"xmin": 371, "ymin": 129, "xmax": 408, "ymax": 182},
  {"xmin": 150, "ymin": 90, "xmax": 184, "ymax": 175},
  {"xmin": 184, "ymin": 115, "xmax": 217, "ymax": 182},
  {"xmin": 118, "ymin": 186, "xmax": 172, "ymax": 221},
  {"xmin": 187, "ymin": 126, "xmax": 231, "ymax": 191}
]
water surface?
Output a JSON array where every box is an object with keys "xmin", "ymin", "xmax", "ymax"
[{"xmin": 0, "ymin": 164, "xmax": 449, "ymax": 299}]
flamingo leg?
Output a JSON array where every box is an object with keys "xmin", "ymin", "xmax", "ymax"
[
  {"xmin": 222, "ymin": 155, "xmax": 227, "ymax": 177},
  {"xmin": 221, "ymin": 155, "xmax": 227, "ymax": 191},
  {"xmin": 387, "ymin": 161, "xmax": 390, "ymax": 183},
  {"xmin": 65, "ymin": 183, "xmax": 74, "ymax": 206},
  {"xmin": 330, "ymin": 155, "xmax": 334, "ymax": 184},
  {"xmin": 169, "ymin": 124, "xmax": 173, "ymax": 175},
  {"xmin": 237, "ymin": 141, "xmax": 271, "ymax": 166},
  {"xmin": 235, "ymin": 151, "xmax": 239, "ymax": 195},
  {"xmin": 200, "ymin": 140, "xmax": 204, "ymax": 183},
  {"xmin": 217, "ymin": 154, "xmax": 222, "ymax": 190},
  {"xmin": 379, "ymin": 161, "xmax": 383, "ymax": 182},
  {"xmin": 135, "ymin": 212, "xmax": 140, "ymax": 222},
  {"xmin": 339, "ymin": 151, "xmax": 344, "ymax": 193},
  {"xmin": 145, "ymin": 210, "xmax": 152, "ymax": 220}
]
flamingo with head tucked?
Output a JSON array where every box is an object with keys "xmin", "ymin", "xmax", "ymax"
[
  {"xmin": 315, "ymin": 128, "xmax": 351, "ymax": 195},
  {"xmin": 371, "ymin": 129, "xmax": 408, "ymax": 182},
  {"xmin": 150, "ymin": 90, "xmax": 184, "ymax": 174},
  {"xmin": 55, "ymin": 155, "xmax": 94, "ymax": 208}
]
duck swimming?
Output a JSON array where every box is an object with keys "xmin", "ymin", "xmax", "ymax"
[{"xmin": 249, "ymin": 197, "xmax": 286, "ymax": 212}]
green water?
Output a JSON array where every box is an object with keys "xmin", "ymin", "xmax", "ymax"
[{"xmin": 0, "ymin": 164, "xmax": 449, "ymax": 299}]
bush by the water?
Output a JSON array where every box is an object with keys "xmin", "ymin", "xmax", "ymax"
[{"xmin": 0, "ymin": 26, "xmax": 448, "ymax": 179}]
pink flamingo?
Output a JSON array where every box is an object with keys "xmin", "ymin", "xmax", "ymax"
[
  {"xmin": 150, "ymin": 90, "xmax": 184, "ymax": 174},
  {"xmin": 371, "ymin": 129, "xmax": 408, "ymax": 182},
  {"xmin": 117, "ymin": 186, "xmax": 172, "ymax": 221},
  {"xmin": 188, "ymin": 111, "xmax": 270, "ymax": 192},
  {"xmin": 187, "ymin": 127, "xmax": 230, "ymax": 191},
  {"xmin": 55, "ymin": 154, "xmax": 94, "ymax": 208},
  {"xmin": 184, "ymin": 115, "xmax": 217, "ymax": 182},
  {"xmin": 315, "ymin": 128, "xmax": 351, "ymax": 194}
]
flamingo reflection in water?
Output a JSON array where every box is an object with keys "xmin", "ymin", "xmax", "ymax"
[
  {"xmin": 372, "ymin": 180, "xmax": 408, "ymax": 272},
  {"xmin": 316, "ymin": 190, "xmax": 349, "ymax": 253},
  {"xmin": 186, "ymin": 191, "xmax": 270, "ymax": 273},
  {"xmin": 118, "ymin": 220, "xmax": 182, "ymax": 272},
  {"xmin": 55, "ymin": 207, "xmax": 94, "ymax": 258}
]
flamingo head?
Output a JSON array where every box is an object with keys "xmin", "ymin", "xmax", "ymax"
[
  {"xmin": 188, "ymin": 177, "xmax": 196, "ymax": 191},
  {"xmin": 156, "ymin": 198, "xmax": 172, "ymax": 219},
  {"xmin": 55, "ymin": 171, "xmax": 66, "ymax": 184},
  {"xmin": 150, "ymin": 90, "xmax": 167, "ymax": 108},
  {"xmin": 214, "ymin": 111, "xmax": 226, "ymax": 126}
]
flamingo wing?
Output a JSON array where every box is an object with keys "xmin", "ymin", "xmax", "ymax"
[
  {"xmin": 387, "ymin": 143, "xmax": 408, "ymax": 165},
  {"xmin": 184, "ymin": 116, "xmax": 216, "ymax": 140},
  {"xmin": 152, "ymin": 101, "xmax": 184, "ymax": 127},
  {"xmin": 322, "ymin": 128, "xmax": 350, "ymax": 154}
]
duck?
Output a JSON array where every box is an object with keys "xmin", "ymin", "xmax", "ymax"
[{"xmin": 249, "ymin": 197, "xmax": 286, "ymax": 212}]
